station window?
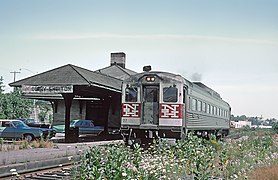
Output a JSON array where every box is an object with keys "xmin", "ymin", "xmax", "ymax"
[
  {"xmin": 125, "ymin": 87, "xmax": 138, "ymax": 102},
  {"xmin": 197, "ymin": 100, "xmax": 202, "ymax": 111},
  {"xmin": 163, "ymin": 86, "xmax": 178, "ymax": 102},
  {"xmin": 214, "ymin": 106, "xmax": 217, "ymax": 115},
  {"xmin": 192, "ymin": 98, "xmax": 197, "ymax": 111}
]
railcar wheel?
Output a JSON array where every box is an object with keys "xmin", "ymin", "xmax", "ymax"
[{"xmin": 127, "ymin": 137, "xmax": 142, "ymax": 149}]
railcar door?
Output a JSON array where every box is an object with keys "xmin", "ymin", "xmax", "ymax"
[{"xmin": 142, "ymin": 85, "xmax": 159, "ymax": 125}]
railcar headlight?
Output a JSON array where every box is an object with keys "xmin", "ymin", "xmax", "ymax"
[{"xmin": 146, "ymin": 76, "xmax": 155, "ymax": 82}]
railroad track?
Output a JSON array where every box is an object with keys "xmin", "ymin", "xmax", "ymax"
[{"xmin": 2, "ymin": 164, "xmax": 75, "ymax": 180}]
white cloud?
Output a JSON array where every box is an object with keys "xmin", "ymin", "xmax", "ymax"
[{"xmin": 32, "ymin": 33, "xmax": 278, "ymax": 45}]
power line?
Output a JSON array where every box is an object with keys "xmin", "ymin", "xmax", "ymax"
[
  {"xmin": 10, "ymin": 71, "xmax": 21, "ymax": 82},
  {"xmin": 19, "ymin": 68, "xmax": 36, "ymax": 74}
]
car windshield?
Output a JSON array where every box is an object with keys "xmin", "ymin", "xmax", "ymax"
[
  {"xmin": 12, "ymin": 121, "xmax": 29, "ymax": 128},
  {"xmin": 70, "ymin": 120, "xmax": 79, "ymax": 126}
]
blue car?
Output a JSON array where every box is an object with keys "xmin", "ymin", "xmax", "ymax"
[
  {"xmin": 0, "ymin": 119, "xmax": 56, "ymax": 142},
  {"xmin": 53, "ymin": 119, "xmax": 104, "ymax": 136}
]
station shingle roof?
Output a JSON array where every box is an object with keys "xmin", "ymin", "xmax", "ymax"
[
  {"xmin": 9, "ymin": 64, "xmax": 123, "ymax": 92},
  {"xmin": 95, "ymin": 64, "xmax": 137, "ymax": 80}
]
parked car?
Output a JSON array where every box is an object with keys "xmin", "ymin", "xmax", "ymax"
[
  {"xmin": 53, "ymin": 119, "xmax": 104, "ymax": 136},
  {"xmin": 17, "ymin": 118, "xmax": 52, "ymax": 128},
  {"xmin": 0, "ymin": 119, "xmax": 56, "ymax": 142}
]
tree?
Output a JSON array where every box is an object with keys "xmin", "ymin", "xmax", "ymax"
[
  {"xmin": 36, "ymin": 100, "xmax": 53, "ymax": 122},
  {"xmin": 273, "ymin": 122, "xmax": 278, "ymax": 133},
  {"xmin": 0, "ymin": 88, "xmax": 33, "ymax": 119},
  {"xmin": 231, "ymin": 115, "xmax": 247, "ymax": 122}
]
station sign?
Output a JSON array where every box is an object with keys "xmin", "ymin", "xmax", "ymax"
[{"xmin": 22, "ymin": 85, "xmax": 73, "ymax": 94}]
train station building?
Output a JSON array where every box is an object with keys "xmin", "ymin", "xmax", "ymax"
[{"xmin": 9, "ymin": 52, "xmax": 137, "ymax": 142}]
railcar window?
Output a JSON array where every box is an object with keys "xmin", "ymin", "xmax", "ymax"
[
  {"xmin": 213, "ymin": 106, "xmax": 216, "ymax": 115},
  {"xmin": 202, "ymin": 102, "xmax": 206, "ymax": 112},
  {"xmin": 125, "ymin": 87, "xmax": 138, "ymax": 102},
  {"xmin": 163, "ymin": 86, "xmax": 178, "ymax": 102},
  {"xmin": 183, "ymin": 87, "xmax": 186, "ymax": 103},
  {"xmin": 192, "ymin": 98, "xmax": 197, "ymax": 111},
  {"xmin": 144, "ymin": 86, "xmax": 159, "ymax": 102},
  {"xmin": 207, "ymin": 104, "xmax": 210, "ymax": 114},
  {"xmin": 197, "ymin": 100, "xmax": 202, "ymax": 111}
]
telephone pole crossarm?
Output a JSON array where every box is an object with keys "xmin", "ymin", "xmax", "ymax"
[{"xmin": 10, "ymin": 71, "xmax": 21, "ymax": 82}]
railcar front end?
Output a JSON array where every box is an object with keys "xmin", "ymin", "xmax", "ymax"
[{"xmin": 121, "ymin": 71, "xmax": 186, "ymax": 145}]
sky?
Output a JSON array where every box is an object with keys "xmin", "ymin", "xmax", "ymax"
[{"xmin": 0, "ymin": 0, "xmax": 277, "ymax": 119}]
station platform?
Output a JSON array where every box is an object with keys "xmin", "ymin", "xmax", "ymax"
[{"xmin": 0, "ymin": 135, "xmax": 122, "ymax": 178}]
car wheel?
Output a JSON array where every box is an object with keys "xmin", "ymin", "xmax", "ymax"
[{"xmin": 24, "ymin": 134, "xmax": 34, "ymax": 142}]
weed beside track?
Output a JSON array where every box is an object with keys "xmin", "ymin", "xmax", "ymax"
[{"xmin": 72, "ymin": 130, "xmax": 278, "ymax": 179}]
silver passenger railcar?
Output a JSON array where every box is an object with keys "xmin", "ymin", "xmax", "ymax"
[{"xmin": 121, "ymin": 66, "xmax": 231, "ymax": 145}]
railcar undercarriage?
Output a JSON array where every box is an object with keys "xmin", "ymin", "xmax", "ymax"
[{"xmin": 121, "ymin": 127, "xmax": 230, "ymax": 147}]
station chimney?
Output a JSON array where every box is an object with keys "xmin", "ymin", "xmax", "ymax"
[{"xmin": 111, "ymin": 52, "xmax": 126, "ymax": 68}]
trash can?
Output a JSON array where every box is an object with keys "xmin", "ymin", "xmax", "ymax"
[{"xmin": 67, "ymin": 127, "xmax": 79, "ymax": 143}]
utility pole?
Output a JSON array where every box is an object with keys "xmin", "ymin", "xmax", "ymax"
[
  {"xmin": 10, "ymin": 71, "xmax": 21, "ymax": 82},
  {"xmin": 0, "ymin": 76, "xmax": 4, "ymax": 93}
]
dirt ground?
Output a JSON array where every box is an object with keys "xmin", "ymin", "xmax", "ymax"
[
  {"xmin": 248, "ymin": 164, "xmax": 278, "ymax": 180},
  {"xmin": 248, "ymin": 134, "xmax": 278, "ymax": 180}
]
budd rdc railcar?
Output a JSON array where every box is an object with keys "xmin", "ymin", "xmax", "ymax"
[{"xmin": 121, "ymin": 66, "xmax": 231, "ymax": 146}]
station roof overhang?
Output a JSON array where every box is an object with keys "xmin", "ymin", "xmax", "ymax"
[{"xmin": 9, "ymin": 64, "xmax": 123, "ymax": 100}]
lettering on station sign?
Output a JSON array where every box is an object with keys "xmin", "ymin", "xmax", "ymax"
[{"xmin": 22, "ymin": 85, "xmax": 73, "ymax": 94}]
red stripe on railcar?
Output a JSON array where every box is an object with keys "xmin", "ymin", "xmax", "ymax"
[
  {"xmin": 122, "ymin": 103, "xmax": 141, "ymax": 118},
  {"xmin": 160, "ymin": 104, "xmax": 182, "ymax": 119}
]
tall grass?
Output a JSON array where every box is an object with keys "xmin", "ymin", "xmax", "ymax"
[{"xmin": 0, "ymin": 139, "xmax": 54, "ymax": 151}]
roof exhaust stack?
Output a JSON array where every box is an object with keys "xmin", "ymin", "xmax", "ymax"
[
  {"xmin": 143, "ymin": 65, "xmax": 152, "ymax": 72},
  {"xmin": 111, "ymin": 52, "xmax": 126, "ymax": 68}
]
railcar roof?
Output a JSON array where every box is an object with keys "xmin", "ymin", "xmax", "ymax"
[
  {"xmin": 125, "ymin": 71, "xmax": 183, "ymax": 80},
  {"xmin": 125, "ymin": 70, "xmax": 223, "ymax": 99},
  {"xmin": 193, "ymin": 82, "xmax": 221, "ymax": 99}
]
